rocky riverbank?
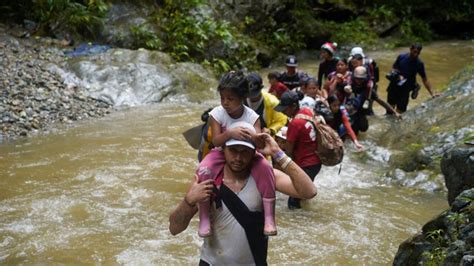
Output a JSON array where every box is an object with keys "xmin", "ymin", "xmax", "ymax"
[
  {"xmin": 0, "ymin": 23, "xmax": 112, "ymax": 143},
  {"xmin": 394, "ymin": 147, "xmax": 474, "ymax": 265}
]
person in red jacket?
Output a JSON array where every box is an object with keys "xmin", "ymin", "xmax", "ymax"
[
  {"xmin": 274, "ymin": 90, "xmax": 322, "ymax": 209},
  {"xmin": 267, "ymin": 71, "xmax": 289, "ymax": 99}
]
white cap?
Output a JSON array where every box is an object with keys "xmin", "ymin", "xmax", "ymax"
[
  {"xmin": 350, "ymin": 47, "xmax": 365, "ymax": 57},
  {"xmin": 225, "ymin": 121, "xmax": 256, "ymax": 149},
  {"xmin": 353, "ymin": 66, "xmax": 368, "ymax": 79},
  {"xmin": 299, "ymin": 96, "xmax": 316, "ymax": 110}
]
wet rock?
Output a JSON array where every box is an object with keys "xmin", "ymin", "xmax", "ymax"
[
  {"xmin": 394, "ymin": 188, "xmax": 474, "ymax": 265},
  {"xmin": 461, "ymin": 255, "xmax": 474, "ymax": 266},
  {"xmin": 441, "ymin": 147, "xmax": 474, "ymax": 205}
]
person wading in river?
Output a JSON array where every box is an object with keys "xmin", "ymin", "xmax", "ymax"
[
  {"xmin": 387, "ymin": 43, "xmax": 439, "ymax": 113},
  {"xmin": 169, "ymin": 130, "xmax": 317, "ymax": 265},
  {"xmin": 279, "ymin": 55, "xmax": 302, "ymax": 90},
  {"xmin": 274, "ymin": 90, "xmax": 322, "ymax": 209}
]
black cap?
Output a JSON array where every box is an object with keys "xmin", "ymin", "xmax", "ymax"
[
  {"xmin": 274, "ymin": 90, "xmax": 299, "ymax": 112},
  {"xmin": 352, "ymin": 54, "xmax": 363, "ymax": 60},
  {"xmin": 246, "ymin": 72, "xmax": 263, "ymax": 98},
  {"xmin": 286, "ymin": 55, "xmax": 298, "ymax": 67}
]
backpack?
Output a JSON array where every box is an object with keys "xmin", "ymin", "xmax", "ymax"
[
  {"xmin": 314, "ymin": 100, "xmax": 333, "ymax": 125},
  {"xmin": 295, "ymin": 113, "xmax": 344, "ymax": 166}
]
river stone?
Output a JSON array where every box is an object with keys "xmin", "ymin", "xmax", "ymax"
[
  {"xmin": 56, "ymin": 48, "xmax": 217, "ymax": 106},
  {"xmin": 393, "ymin": 234, "xmax": 433, "ymax": 266},
  {"xmin": 461, "ymin": 255, "xmax": 474, "ymax": 266},
  {"xmin": 444, "ymin": 240, "xmax": 466, "ymax": 264},
  {"xmin": 441, "ymin": 147, "xmax": 474, "ymax": 205}
]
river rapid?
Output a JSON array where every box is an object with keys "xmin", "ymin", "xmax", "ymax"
[{"xmin": 0, "ymin": 41, "xmax": 473, "ymax": 264}]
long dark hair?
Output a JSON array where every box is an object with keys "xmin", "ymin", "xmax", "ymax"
[{"xmin": 217, "ymin": 71, "xmax": 249, "ymax": 99}]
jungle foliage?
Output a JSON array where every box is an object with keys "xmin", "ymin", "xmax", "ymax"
[
  {"xmin": 0, "ymin": 0, "xmax": 108, "ymax": 38},
  {"xmin": 1, "ymin": 0, "xmax": 472, "ymax": 74}
]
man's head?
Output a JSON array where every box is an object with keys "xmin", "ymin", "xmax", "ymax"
[
  {"xmin": 246, "ymin": 72, "xmax": 264, "ymax": 102},
  {"xmin": 274, "ymin": 90, "xmax": 303, "ymax": 117},
  {"xmin": 285, "ymin": 55, "xmax": 298, "ymax": 74},
  {"xmin": 410, "ymin": 43, "xmax": 423, "ymax": 59},
  {"xmin": 350, "ymin": 46, "xmax": 365, "ymax": 58},
  {"xmin": 353, "ymin": 66, "xmax": 368, "ymax": 86},
  {"xmin": 267, "ymin": 71, "xmax": 280, "ymax": 86},
  {"xmin": 350, "ymin": 54, "xmax": 363, "ymax": 69},
  {"xmin": 223, "ymin": 121, "xmax": 256, "ymax": 173},
  {"xmin": 320, "ymin": 42, "xmax": 337, "ymax": 60}
]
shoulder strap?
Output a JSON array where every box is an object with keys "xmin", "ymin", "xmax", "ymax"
[{"xmin": 218, "ymin": 184, "xmax": 268, "ymax": 266}]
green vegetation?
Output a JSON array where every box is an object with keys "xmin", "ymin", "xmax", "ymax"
[
  {"xmin": 424, "ymin": 229, "xmax": 447, "ymax": 265},
  {"xmin": 128, "ymin": 0, "xmax": 259, "ymax": 74},
  {"xmin": 1, "ymin": 0, "xmax": 108, "ymax": 38},
  {"xmin": 1, "ymin": 0, "xmax": 472, "ymax": 74}
]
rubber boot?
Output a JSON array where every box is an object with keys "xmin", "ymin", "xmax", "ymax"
[
  {"xmin": 198, "ymin": 201, "xmax": 211, "ymax": 237},
  {"xmin": 263, "ymin": 197, "xmax": 277, "ymax": 236}
]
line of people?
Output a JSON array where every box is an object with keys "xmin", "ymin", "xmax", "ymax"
[{"xmin": 170, "ymin": 42, "xmax": 439, "ymax": 265}]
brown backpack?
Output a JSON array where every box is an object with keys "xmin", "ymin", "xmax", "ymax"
[{"xmin": 295, "ymin": 113, "xmax": 344, "ymax": 166}]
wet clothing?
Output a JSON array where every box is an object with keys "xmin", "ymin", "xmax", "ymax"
[
  {"xmin": 268, "ymin": 82, "xmax": 289, "ymax": 99},
  {"xmin": 387, "ymin": 53, "xmax": 427, "ymax": 112},
  {"xmin": 393, "ymin": 53, "xmax": 426, "ymax": 88},
  {"xmin": 279, "ymin": 71, "xmax": 301, "ymax": 90},
  {"xmin": 329, "ymin": 106, "xmax": 357, "ymax": 142},
  {"xmin": 352, "ymin": 79, "xmax": 373, "ymax": 110},
  {"xmin": 348, "ymin": 57, "xmax": 379, "ymax": 84},
  {"xmin": 387, "ymin": 82, "xmax": 411, "ymax": 112},
  {"xmin": 286, "ymin": 108, "xmax": 321, "ymax": 168},
  {"xmin": 318, "ymin": 58, "xmax": 338, "ymax": 87},
  {"xmin": 246, "ymin": 92, "xmax": 288, "ymax": 136},
  {"xmin": 350, "ymin": 112, "xmax": 369, "ymax": 134},
  {"xmin": 201, "ymin": 176, "xmax": 267, "ymax": 265},
  {"xmin": 287, "ymin": 164, "xmax": 321, "ymax": 209}
]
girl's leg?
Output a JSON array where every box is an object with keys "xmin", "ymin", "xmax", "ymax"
[
  {"xmin": 195, "ymin": 149, "xmax": 225, "ymax": 237},
  {"xmin": 251, "ymin": 153, "xmax": 277, "ymax": 236}
]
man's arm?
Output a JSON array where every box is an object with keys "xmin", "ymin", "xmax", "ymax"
[
  {"xmin": 422, "ymin": 78, "xmax": 438, "ymax": 98},
  {"xmin": 169, "ymin": 178, "xmax": 214, "ymax": 235},
  {"xmin": 285, "ymin": 141, "xmax": 295, "ymax": 158},
  {"xmin": 254, "ymin": 133, "xmax": 317, "ymax": 199}
]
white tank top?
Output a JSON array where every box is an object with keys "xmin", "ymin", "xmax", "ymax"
[
  {"xmin": 209, "ymin": 105, "xmax": 259, "ymax": 133},
  {"xmin": 200, "ymin": 176, "xmax": 262, "ymax": 265}
]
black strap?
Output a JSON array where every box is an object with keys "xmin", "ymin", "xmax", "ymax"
[{"xmin": 218, "ymin": 184, "xmax": 268, "ymax": 266}]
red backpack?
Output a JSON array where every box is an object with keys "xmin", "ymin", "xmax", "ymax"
[{"xmin": 294, "ymin": 113, "xmax": 344, "ymax": 166}]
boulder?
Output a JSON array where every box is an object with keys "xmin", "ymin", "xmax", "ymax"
[
  {"xmin": 441, "ymin": 147, "xmax": 474, "ymax": 205},
  {"xmin": 51, "ymin": 48, "xmax": 217, "ymax": 107},
  {"xmin": 394, "ymin": 188, "xmax": 474, "ymax": 265}
]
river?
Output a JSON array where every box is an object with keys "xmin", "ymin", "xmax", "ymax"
[{"xmin": 0, "ymin": 41, "xmax": 473, "ymax": 264}]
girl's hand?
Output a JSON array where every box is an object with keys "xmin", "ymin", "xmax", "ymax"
[
  {"xmin": 354, "ymin": 140, "xmax": 364, "ymax": 151},
  {"xmin": 229, "ymin": 127, "xmax": 253, "ymax": 140}
]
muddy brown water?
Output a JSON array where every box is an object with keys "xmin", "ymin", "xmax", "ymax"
[{"xmin": 1, "ymin": 41, "xmax": 473, "ymax": 264}]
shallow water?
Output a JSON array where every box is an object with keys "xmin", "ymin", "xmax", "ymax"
[{"xmin": 1, "ymin": 40, "xmax": 473, "ymax": 264}]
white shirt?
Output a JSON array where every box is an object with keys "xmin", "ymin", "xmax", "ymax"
[
  {"xmin": 200, "ymin": 176, "xmax": 262, "ymax": 265},
  {"xmin": 209, "ymin": 105, "xmax": 259, "ymax": 132}
]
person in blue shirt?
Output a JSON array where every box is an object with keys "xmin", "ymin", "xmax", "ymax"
[{"xmin": 386, "ymin": 43, "xmax": 438, "ymax": 113}]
